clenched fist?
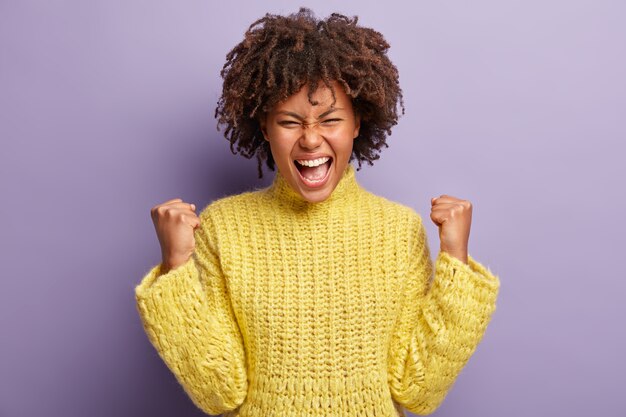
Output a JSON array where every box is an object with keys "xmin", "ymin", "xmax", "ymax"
[
  {"xmin": 430, "ymin": 194, "xmax": 472, "ymax": 264},
  {"xmin": 150, "ymin": 198, "xmax": 200, "ymax": 273}
]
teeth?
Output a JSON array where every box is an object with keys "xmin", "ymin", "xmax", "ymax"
[{"xmin": 295, "ymin": 156, "xmax": 330, "ymax": 167}]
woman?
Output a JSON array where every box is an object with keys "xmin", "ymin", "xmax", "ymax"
[{"xmin": 135, "ymin": 7, "xmax": 500, "ymax": 417}]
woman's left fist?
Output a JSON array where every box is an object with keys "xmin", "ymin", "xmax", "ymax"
[{"xmin": 430, "ymin": 194, "xmax": 472, "ymax": 264}]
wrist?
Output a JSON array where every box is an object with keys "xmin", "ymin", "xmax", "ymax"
[
  {"xmin": 161, "ymin": 257, "xmax": 188, "ymax": 274},
  {"xmin": 441, "ymin": 247, "xmax": 468, "ymax": 264}
]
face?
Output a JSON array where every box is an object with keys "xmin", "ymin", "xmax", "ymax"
[{"xmin": 259, "ymin": 80, "xmax": 361, "ymax": 203}]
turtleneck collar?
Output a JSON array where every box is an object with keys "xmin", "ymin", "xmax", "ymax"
[{"xmin": 266, "ymin": 163, "xmax": 361, "ymax": 211}]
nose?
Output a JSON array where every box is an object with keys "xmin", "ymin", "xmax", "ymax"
[{"xmin": 299, "ymin": 123, "xmax": 324, "ymax": 149}]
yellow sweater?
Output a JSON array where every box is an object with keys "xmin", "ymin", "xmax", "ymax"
[{"xmin": 134, "ymin": 163, "xmax": 500, "ymax": 417}]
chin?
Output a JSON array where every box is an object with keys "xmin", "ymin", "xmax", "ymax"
[
  {"xmin": 299, "ymin": 189, "xmax": 332, "ymax": 203},
  {"xmin": 292, "ymin": 174, "xmax": 335, "ymax": 203}
]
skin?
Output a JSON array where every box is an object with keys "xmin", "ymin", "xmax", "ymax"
[
  {"xmin": 150, "ymin": 194, "xmax": 472, "ymax": 274},
  {"xmin": 431, "ymin": 195, "xmax": 472, "ymax": 264},
  {"xmin": 151, "ymin": 198, "xmax": 199, "ymax": 273},
  {"xmin": 150, "ymin": 82, "xmax": 472, "ymax": 275},
  {"xmin": 258, "ymin": 80, "xmax": 361, "ymax": 204},
  {"xmin": 151, "ymin": 196, "xmax": 472, "ymax": 273}
]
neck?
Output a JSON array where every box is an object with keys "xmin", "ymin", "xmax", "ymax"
[{"xmin": 267, "ymin": 163, "xmax": 361, "ymax": 211}]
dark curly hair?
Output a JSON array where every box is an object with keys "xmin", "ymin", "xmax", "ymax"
[{"xmin": 214, "ymin": 7, "xmax": 405, "ymax": 179}]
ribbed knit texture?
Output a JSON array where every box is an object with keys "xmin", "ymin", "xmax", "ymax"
[{"xmin": 134, "ymin": 163, "xmax": 500, "ymax": 417}]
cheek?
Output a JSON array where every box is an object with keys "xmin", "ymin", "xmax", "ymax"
[
  {"xmin": 272, "ymin": 139, "xmax": 297, "ymax": 162},
  {"xmin": 333, "ymin": 128, "xmax": 356, "ymax": 149},
  {"xmin": 326, "ymin": 139, "xmax": 353, "ymax": 159}
]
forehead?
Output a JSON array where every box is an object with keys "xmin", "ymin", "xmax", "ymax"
[{"xmin": 275, "ymin": 80, "xmax": 351, "ymax": 110}]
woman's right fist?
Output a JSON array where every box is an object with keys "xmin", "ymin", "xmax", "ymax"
[{"xmin": 150, "ymin": 198, "xmax": 200, "ymax": 273}]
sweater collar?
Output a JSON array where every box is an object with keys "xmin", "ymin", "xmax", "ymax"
[{"xmin": 267, "ymin": 163, "xmax": 361, "ymax": 210}]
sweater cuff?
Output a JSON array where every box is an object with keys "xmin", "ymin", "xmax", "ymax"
[
  {"xmin": 436, "ymin": 250, "xmax": 500, "ymax": 292},
  {"xmin": 134, "ymin": 256, "xmax": 197, "ymax": 299}
]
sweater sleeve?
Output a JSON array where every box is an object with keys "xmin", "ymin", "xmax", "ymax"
[
  {"xmin": 134, "ymin": 210, "xmax": 248, "ymax": 415},
  {"xmin": 387, "ymin": 213, "xmax": 500, "ymax": 415}
]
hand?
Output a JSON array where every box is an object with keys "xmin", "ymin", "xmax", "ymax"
[
  {"xmin": 430, "ymin": 195, "xmax": 472, "ymax": 264},
  {"xmin": 150, "ymin": 198, "xmax": 200, "ymax": 272}
]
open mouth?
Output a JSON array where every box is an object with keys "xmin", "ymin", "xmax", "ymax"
[{"xmin": 293, "ymin": 157, "xmax": 333, "ymax": 186}]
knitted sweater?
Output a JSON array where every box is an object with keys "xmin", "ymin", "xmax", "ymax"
[{"xmin": 134, "ymin": 163, "xmax": 500, "ymax": 417}]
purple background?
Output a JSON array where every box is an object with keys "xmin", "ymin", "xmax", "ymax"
[{"xmin": 1, "ymin": 1, "xmax": 624, "ymax": 416}]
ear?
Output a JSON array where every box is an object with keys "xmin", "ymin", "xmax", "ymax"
[{"xmin": 353, "ymin": 112, "xmax": 361, "ymax": 139}]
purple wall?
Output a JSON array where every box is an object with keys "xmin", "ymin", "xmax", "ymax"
[{"xmin": 1, "ymin": 1, "xmax": 624, "ymax": 416}]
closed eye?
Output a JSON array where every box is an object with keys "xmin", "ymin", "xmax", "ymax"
[
  {"xmin": 278, "ymin": 121, "xmax": 300, "ymax": 126},
  {"xmin": 278, "ymin": 118, "xmax": 343, "ymax": 127}
]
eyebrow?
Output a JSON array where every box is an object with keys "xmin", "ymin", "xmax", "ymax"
[{"xmin": 276, "ymin": 107, "xmax": 344, "ymax": 120}]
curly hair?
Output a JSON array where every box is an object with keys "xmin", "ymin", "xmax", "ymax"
[{"xmin": 214, "ymin": 7, "xmax": 405, "ymax": 179}]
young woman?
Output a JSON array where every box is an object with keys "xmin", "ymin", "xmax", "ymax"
[{"xmin": 135, "ymin": 8, "xmax": 500, "ymax": 417}]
